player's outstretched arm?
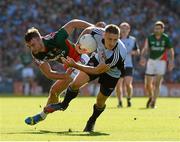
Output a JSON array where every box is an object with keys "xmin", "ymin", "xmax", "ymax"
[
  {"xmin": 39, "ymin": 62, "xmax": 72, "ymax": 81},
  {"xmin": 168, "ymin": 48, "xmax": 175, "ymax": 71},
  {"xmin": 62, "ymin": 19, "xmax": 94, "ymax": 36},
  {"xmin": 61, "ymin": 57, "xmax": 110, "ymax": 74},
  {"xmin": 140, "ymin": 38, "xmax": 149, "ymax": 66}
]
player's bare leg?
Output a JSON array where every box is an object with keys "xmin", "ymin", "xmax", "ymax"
[
  {"xmin": 84, "ymin": 92, "xmax": 108, "ymax": 132},
  {"xmin": 25, "ymin": 78, "xmax": 72, "ymax": 125},
  {"xmin": 145, "ymin": 75, "xmax": 154, "ymax": 108},
  {"xmin": 124, "ymin": 76, "xmax": 133, "ymax": 107},
  {"xmin": 116, "ymin": 78, "xmax": 123, "ymax": 107},
  {"xmin": 152, "ymin": 75, "xmax": 163, "ymax": 108},
  {"xmin": 44, "ymin": 71, "xmax": 90, "ymax": 113}
]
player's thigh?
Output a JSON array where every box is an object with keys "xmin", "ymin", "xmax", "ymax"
[
  {"xmin": 116, "ymin": 77, "xmax": 124, "ymax": 88},
  {"xmin": 70, "ymin": 71, "xmax": 90, "ymax": 90},
  {"xmin": 154, "ymin": 75, "xmax": 163, "ymax": 87},
  {"xmin": 96, "ymin": 91, "xmax": 109, "ymax": 107},
  {"xmin": 124, "ymin": 76, "xmax": 133, "ymax": 86},
  {"xmin": 145, "ymin": 75, "xmax": 154, "ymax": 87}
]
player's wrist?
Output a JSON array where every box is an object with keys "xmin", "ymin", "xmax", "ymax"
[
  {"xmin": 140, "ymin": 56, "xmax": 146, "ymax": 60},
  {"xmin": 168, "ymin": 60, "xmax": 174, "ymax": 64}
]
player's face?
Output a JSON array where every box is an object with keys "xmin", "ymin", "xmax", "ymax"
[
  {"xmin": 154, "ymin": 25, "xmax": 164, "ymax": 36},
  {"xmin": 104, "ymin": 32, "xmax": 119, "ymax": 50},
  {"xmin": 26, "ymin": 37, "xmax": 43, "ymax": 54},
  {"xmin": 120, "ymin": 25, "xmax": 130, "ymax": 37}
]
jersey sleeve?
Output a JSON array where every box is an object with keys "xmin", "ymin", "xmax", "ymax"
[
  {"xmin": 91, "ymin": 28, "xmax": 104, "ymax": 41},
  {"xmin": 32, "ymin": 56, "xmax": 45, "ymax": 67},
  {"xmin": 132, "ymin": 38, "xmax": 139, "ymax": 51},
  {"xmin": 108, "ymin": 40, "xmax": 127, "ymax": 68},
  {"xmin": 147, "ymin": 35, "xmax": 151, "ymax": 48},
  {"xmin": 165, "ymin": 35, "xmax": 173, "ymax": 49},
  {"xmin": 78, "ymin": 54, "xmax": 90, "ymax": 65},
  {"xmin": 55, "ymin": 28, "xmax": 69, "ymax": 46}
]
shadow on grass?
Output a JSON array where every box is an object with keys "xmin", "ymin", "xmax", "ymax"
[
  {"xmin": 138, "ymin": 107, "xmax": 149, "ymax": 110},
  {"xmin": 106, "ymin": 106, "xmax": 118, "ymax": 109},
  {"xmin": 2, "ymin": 129, "xmax": 110, "ymax": 137}
]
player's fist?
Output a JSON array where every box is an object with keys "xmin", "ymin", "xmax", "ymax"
[
  {"xmin": 139, "ymin": 57, "xmax": 146, "ymax": 66},
  {"xmin": 168, "ymin": 61, "xmax": 174, "ymax": 72}
]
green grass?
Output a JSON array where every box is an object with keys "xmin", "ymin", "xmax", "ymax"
[{"xmin": 0, "ymin": 96, "xmax": 180, "ymax": 141}]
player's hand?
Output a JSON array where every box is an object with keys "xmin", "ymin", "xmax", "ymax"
[
  {"xmin": 139, "ymin": 57, "xmax": 146, "ymax": 66},
  {"xmin": 63, "ymin": 73, "xmax": 73, "ymax": 82},
  {"xmin": 96, "ymin": 63, "xmax": 110, "ymax": 73},
  {"xmin": 66, "ymin": 68, "xmax": 74, "ymax": 75},
  {"xmin": 168, "ymin": 61, "xmax": 174, "ymax": 72},
  {"xmin": 61, "ymin": 56, "xmax": 76, "ymax": 67}
]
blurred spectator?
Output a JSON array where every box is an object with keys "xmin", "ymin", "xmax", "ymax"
[{"xmin": 20, "ymin": 48, "xmax": 35, "ymax": 95}]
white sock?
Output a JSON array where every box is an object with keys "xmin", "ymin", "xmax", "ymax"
[{"xmin": 40, "ymin": 111, "xmax": 47, "ymax": 120}]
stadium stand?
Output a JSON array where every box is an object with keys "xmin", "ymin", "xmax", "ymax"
[{"xmin": 0, "ymin": 0, "xmax": 179, "ymax": 93}]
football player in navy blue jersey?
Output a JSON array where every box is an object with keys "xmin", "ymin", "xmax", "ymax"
[{"xmin": 45, "ymin": 24, "xmax": 127, "ymax": 132}]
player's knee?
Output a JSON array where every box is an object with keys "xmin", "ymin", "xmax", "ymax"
[
  {"xmin": 146, "ymin": 84, "xmax": 153, "ymax": 91},
  {"xmin": 126, "ymin": 83, "xmax": 132, "ymax": 90},
  {"xmin": 66, "ymin": 76, "xmax": 73, "ymax": 83},
  {"xmin": 70, "ymin": 82, "xmax": 81, "ymax": 90},
  {"xmin": 154, "ymin": 83, "xmax": 160, "ymax": 90},
  {"xmin": 96, "ymin": 99, "xmax": 106, "ymax": 108}
]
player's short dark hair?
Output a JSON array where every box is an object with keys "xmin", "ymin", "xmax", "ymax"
[
  {"xmin": 24, "ymin": 27, "xmax": 41, "ymax": 42},
  {"xmin": 119, "ymin": 22, "xmax": 130, "ymax": 29},
  {"xmin": 155, "ymin": 21, "xmax": 165, "ymax": 28},
  {"xmin": 105, "ymin": 24, "xmax": 120, "ymax": 35},
  {"xmin": 96, "ymin": 21, "xmax": 107, "ymax": 28}
]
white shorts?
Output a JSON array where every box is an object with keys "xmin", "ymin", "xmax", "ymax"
[
  {"xmin": 70, "ymin": 54, "xmax": 90, "ymax": 79},
  {"xmin": 22, "ymin": 67, "xmax": 35, "ymax": 78},
  {"xmin": 145, "ymin": 59, "xmax": 167, "ymax": 75},
  {"xmin": 70, "ymin": 69, "xmax": 80, "ymax": 79}
]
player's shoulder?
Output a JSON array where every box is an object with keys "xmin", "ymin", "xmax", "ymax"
[
  {"xmin": 148, "ymin": 33, "xmax": 154, "ymax": 38},
  {"xmin": 54, "ymin": 27, "xmax": 69, "ymax": 38},
  {"xmin": 162, "ymin": 33, "xmax": 169, "ymax": 38},
  {"xmin": 117, "ymin": 39, "xmax": 127, "ymax": 59},
  {"xmin": 91, "ymin": 27, "xmax": 104, "ymax": 35},
  {"xmin": 129, "ymin": 35, "xmax": 136, "ymax": 40},
  {"xmin": 57, "ymin": 27, "xmax": 68, "ymax": 34},
  {"xmin": 117, "ymin": 39, "xmax": 126, "ymax": 49},
  {"xmin": 31, "ymin": 52, "xmax": 45, "ymax": 66}
]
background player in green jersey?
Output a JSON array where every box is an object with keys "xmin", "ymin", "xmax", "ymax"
[
  {"xmin": 24, "ymin": 19, "xmax": 94, "ymax": 125},
  {"xmin": 140, "ymin": 21, "xmax": 174, "ymax": 108}
]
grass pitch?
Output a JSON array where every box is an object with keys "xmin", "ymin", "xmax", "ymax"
[{"xmin": 0, "ymin": 96, "xmax": 180, "ymax": 141}]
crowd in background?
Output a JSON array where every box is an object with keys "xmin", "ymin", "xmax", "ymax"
[{"xmin": 0, "ymin": 0, "xmax": 179, "ymax": 93}]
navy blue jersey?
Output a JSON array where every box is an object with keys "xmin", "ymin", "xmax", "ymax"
[
  {"xmin": 121, "ymin": 36, "xmax": 139, "ymax": 67},
  {"xmin": 91, "ymin": 28, "xmax": 127, "ymax": 78}
]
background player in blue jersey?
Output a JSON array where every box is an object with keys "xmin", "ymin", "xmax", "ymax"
[
  {"xmin": 24, "ymin": 19, "xmax": 94, "ymax": 125},
  {"xmin": 115, "ymin": 22, "xmax": 140, "ymax": 108},
  {"xmin": 44, "ymin": 24, "xmax": 127, "ymax": 132}
]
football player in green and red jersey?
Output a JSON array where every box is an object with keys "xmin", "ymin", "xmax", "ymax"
[
  {"xmin": 24, "ymin": 19, "xmax": 94, "ymax": 125},
  {"xmin": 140, "ymin": 21, "xmax": 174, "ymax": 108}
]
